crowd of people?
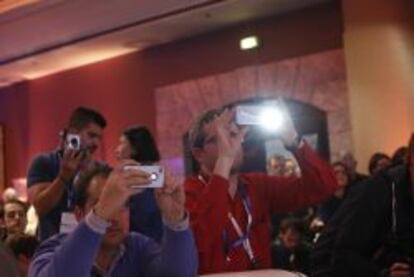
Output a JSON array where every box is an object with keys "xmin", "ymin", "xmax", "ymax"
[{"xmin": 0, "ymin": 105, "xmax": 412, "ymax": 277}]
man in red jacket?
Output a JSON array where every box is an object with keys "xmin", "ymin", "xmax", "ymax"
[{"xmin": 185, "ymin": 107, "xmax": 338, "ymax": 275}]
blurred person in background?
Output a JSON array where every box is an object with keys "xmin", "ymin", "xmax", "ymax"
[
  {"xmin": 368, "ymin": 152, "xmax": 391, "ymax": 176},
  {"xmin": 114, "ymin": 125, "xmax": 163, "ymax": 242},
  {"xmin": 3, "ymin": 199, "xmax": 28, "ymax": 240},
  {"xmin": 317, "ymin": 162, "xmax": 351, "ymax": 224},
  {"xmin": 312, "ymin": 134, "xmax": 414, "ymax": 277},
  {"xmin": 271, "ymin": 218, "xmax": 311, "ymax": 275},
  {"xmin": 392, "ymin": 147, "xmax": 408, "ymax": 167},
  {"xmin": 5, "ymin": 234, "xmax": 39, "ymax": 277},
  {"xmin": 338, "ymin": 150, "xmax": 367, "ymax": 186}
]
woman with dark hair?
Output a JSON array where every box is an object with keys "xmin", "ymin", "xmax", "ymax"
[{"xmin": 115, "ymin": 126, "xmax": 163, "ymax": 242}]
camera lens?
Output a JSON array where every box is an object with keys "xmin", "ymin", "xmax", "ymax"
[
  {"xmin": 150, "ymin": 173, "xmax": 158, "ymax": 181},
  {"xmin": 70, "ymin": 138, "xmax": 78, "ymax": 147}
]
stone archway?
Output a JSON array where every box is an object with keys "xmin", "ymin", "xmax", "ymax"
[{"xmin": 155, "ymin": 49, "xmax": 352, "ymax": 178}]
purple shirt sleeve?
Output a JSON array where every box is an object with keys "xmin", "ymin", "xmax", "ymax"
[
  {"xmin": 29, "ymin": 217, "xmax": 103, "ymax": 277},
  {"xmin": 29, "ymin": 211, "xmax": 198, "ymax": 277}
]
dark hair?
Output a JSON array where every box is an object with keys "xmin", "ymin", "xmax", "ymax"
[
  {"xmin": 408, "ymin": 133, "xmax": 414, "ymax": 168},
  {"xmin": 4, "ymin": 199, "xmax": 28, "ymax": 214},
  {"xmin": 188, "ymin": 109, "xmax": 222, "ymax": 148},
  {"xmin": 368, "ymin": 152, "xmax": 391, "ymax": 174},
  {"xmin": 74, "ymin": 162, "xmax": 112, "ymax": 209},
  {"xmin": 5, "ymin": 234, "xmax": 38, "ymax": 259},
  {"xmin": 123, "ymin": 126, "xmax": 160, "ymax": 163},
  {"xmin": 67, "ymin": 107, "xmax": 107, "ymax": 131},
  {"xmin": 391, "ymin": 146, "xmax": 408, "ymax": 167},
  {"xmin": 279, "ymin": 218, "xmax": 305, "ymax": 234}
]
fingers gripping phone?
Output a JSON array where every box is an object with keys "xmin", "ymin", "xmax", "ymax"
[{"xmin": 123, "ymin": 165, "xmax": 165, "ymax": 188}]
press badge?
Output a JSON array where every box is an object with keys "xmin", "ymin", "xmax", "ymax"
[{"xmin": 60, "ymin": 212, "xmax": 78, "ymax": 234}]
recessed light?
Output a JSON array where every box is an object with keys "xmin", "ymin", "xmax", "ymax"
[{"xmin": 240, "ymin": 36, "xmax": 260, "ymax": 50}]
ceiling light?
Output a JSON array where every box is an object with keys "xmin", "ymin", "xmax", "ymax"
[{"xmin": 240, "ymin": 36, "xmax": 260, "ymax": 50}]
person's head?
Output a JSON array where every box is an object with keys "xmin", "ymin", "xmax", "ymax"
[
  {"xmin": 74, "ymin": 163, "xmax": 129, "ymax": 249},
  {"xmin": 368, "ymin": 152, "xmax": 391, "ymax": 175},
  {"xmin": 284, "ymin": 159, "xmax": 298, "ymax": 177},
  {"xmin": 3, "ymin": 200, "xmax": 28, "ymax": 236},
  {"xmin": 2, "ymin": 188, "xmax": 17, "ymax": 203},
  {"xmin": 189, "ymin": 109, "xmax": 243, "ymax": 174},
  {"xmin": 332, "ymin": 162, "xmax": 349, "ymax": 188},
  {"xmin": 392, "ymin": 147, "xmax": 408, "ymax": 167},
  {"xmin": 64, "ymin": 107, "xmax": 107, "ymax": 156},
  {"xmin": 279, "ymin": 218, "xmax": 304, "ymax": 251},
  {"xmin": 115, "ymin": 126, "xmax": 160, "ymax": 163},
  {"xmin": 5, "ymin": 234, "xmax": 38, "ymax": 277},
  {"xmin": 267, "ymin": 155, "xmax": 286, "ymax": 176},
  {"xmin": 338, "ymin": 150, "xmax": 357, "ymax": 175}
]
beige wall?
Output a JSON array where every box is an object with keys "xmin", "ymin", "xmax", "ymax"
[{"xmin": 342, "ymin": 0, "xmax": 414, "ymax": 173}]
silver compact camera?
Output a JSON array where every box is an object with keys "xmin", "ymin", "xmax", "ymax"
[{"xmin": 123, "ymin": 165, "xmax": 164, "ymax": 188}]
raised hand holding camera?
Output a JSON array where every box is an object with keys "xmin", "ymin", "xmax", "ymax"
[
  {"xmin": 59, "ymin": 148, "xmax": 83, "ymax": 183},
  {"xmin": 214, "ymin": 109, "xmax": 248, "ymax": 159},
  {"xmin": 94, "ymin": 160, "xmax": 151, "ymax": 221},
  {"xmin": 212, "ymin": 109, "xmax": 248, "ymax": 179},
  {"xmin": 155, "ymin": 170, "xmax": 185, "ymax": 225},
  {"xmin": 277, "ymin": 98, "xmax": 300, "ymax": 149},
  {"xmin": 235, "ymin": 98, "xmax": 299, "ymax": 149}
]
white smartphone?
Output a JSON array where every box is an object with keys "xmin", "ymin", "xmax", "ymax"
[
  {"xmin": 123, "ymin": 165, "xmax": 164, "ymax": 188},
  {"xmin": 235, "ymin": 103, "xmax": 285, "ymax": 131},
  {"xmin": 235, "ymin": 105, "xmax": 264, "ymax": 125}
]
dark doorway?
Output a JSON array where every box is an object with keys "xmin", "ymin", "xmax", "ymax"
[{"xmin": 183, "ymin": 97, "xmax": 330, "ymax": 176}]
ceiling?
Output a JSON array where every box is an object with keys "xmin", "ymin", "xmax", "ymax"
[{"xmin": 0, "ymin": 0, "xmax": 330, "ymax": 88}]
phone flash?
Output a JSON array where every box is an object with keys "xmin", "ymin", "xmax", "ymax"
[{"xmin": 259, "ymin": 108, "xmax": 284, "ymax": 131}]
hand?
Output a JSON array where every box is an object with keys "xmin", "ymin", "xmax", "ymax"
[
  {"xmin": 94, "ymin": 160, "xmax": 150, "ymax": 221},
  {"xmin": 277, "ymin": 98, "xmax": 299, "ymax": 147},
  {"xmin": 59, "ymin": 149, "xmax": 83, "ymax": 182},
  {"xmin": 155, "ymin": 170, "xmax": 185, "ymax": 225},
  {"xmin": 389, "ymin": 262, "xmax": 412, "ymax": 277},
  {"xmin": 213, "ymin": 109, "xmax": 248, "ymax": 160}
]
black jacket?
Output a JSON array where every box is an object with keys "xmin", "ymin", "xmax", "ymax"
[{"xmin": 311, "ymin": 165, "xmax": 414, "ymax": 277}]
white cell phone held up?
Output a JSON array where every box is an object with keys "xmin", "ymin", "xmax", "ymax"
[{"xmin": 123, "ymin": 165, "xmax": 165, "ymax": 188}]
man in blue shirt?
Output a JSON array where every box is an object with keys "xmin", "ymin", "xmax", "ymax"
[
  {"xmin": 29, "ymin": 161, "xmax": 197, "ymax": 277},
  {"xmin": 27, "ymin": 107, "xmax": 107, "ymax": 241}
]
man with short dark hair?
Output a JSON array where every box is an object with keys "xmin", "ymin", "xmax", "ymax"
[
  {"xmin": 3, "ymin": 199, "xmax": 28, "ymax": 239},
  {"xmin": 27, "ymin": 107, "xmax": 107, "ymax": 241},
  {"xmin": 185, "ymin": 108, "xmax": 337, "ymax": 274},
  {"xmin": 29, "ymin": 162, "xmax": 197, "ymax": 277}
]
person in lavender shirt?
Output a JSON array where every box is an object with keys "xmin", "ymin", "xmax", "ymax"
[{"xmin": 29, "ymin": 161, "xmax": 197, "ymax": 277}]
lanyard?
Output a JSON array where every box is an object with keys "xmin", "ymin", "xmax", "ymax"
[
  {"xmin": 225, "ymin": 188, "xmax": 257, "ymax": 267},
  {"xmin": 58, "ymin": 152, "xmax": 76, "ymax": 210},
  {"xmin": 197, "ymin": 174, "xmax": 258, "ymax": 266}
]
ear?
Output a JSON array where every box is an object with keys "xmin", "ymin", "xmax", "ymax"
[{"xmin": 73, "ymin": 206, "xmax": 84, "ymax": 222}]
